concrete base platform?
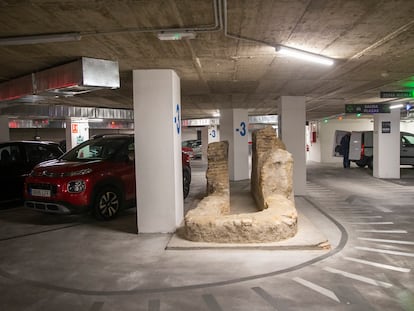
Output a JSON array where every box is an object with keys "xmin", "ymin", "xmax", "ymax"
[{"xmin": 168, "ymin": 196, "xmax": 330, "ymax": 250}]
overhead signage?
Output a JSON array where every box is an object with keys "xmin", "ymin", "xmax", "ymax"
[
  {"xmin": 380, "ymin": 91, "xmax": 413, "ymax": 98},
  {"xmin": 345, "ymin": 104, "xmax": 390, "ymax": 114}
]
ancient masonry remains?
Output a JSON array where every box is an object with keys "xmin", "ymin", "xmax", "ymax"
[{"xmin": 183, "ymin": 126, "xmax": 298, "ymax": 243}]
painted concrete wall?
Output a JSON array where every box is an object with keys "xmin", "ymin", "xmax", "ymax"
[
  {"xmin": 317, "ymin": 118, "xmax": 374, "ymax": 163},
  {"xmin": 9, "ymin": 128, "xmax": 132, "ymax": 143},
  {"xmin": 182, "ymin": 127, "xmax": 199, "ymax": 142},
  {"xmin": 401, "ymin": 121, "xmax": 414, "ymax": 133}
]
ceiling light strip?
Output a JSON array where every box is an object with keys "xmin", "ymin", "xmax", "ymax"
[{"xmin": 275, "ymin": 45, "xmax": 334, "ymax": 66}]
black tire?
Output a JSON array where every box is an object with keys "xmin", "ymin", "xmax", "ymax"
[
  {"xmin": 94, "ymin": 186, "xmax": 122, "ymax": 220},
  {"xmin": 368, "ymin": 157, "xmax": 373, "ymax": 169},
  {"xmin": 355, "ymin": 159, "xmax": 367, "ymax": 168},
  {"xmin": 183, "ymin": 170, "xmax": 191, "ymax": 199}
]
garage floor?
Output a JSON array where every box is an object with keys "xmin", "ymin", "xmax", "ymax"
[{"xmin": 0, "ymin": 161, "xmax": 413, "ymax": 311}]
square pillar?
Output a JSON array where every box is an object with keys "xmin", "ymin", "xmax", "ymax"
[
  {"xmin": 0, "ymin": 116, "xmax": 9, "ymax": 141},
  {"xmin": 373, "ymin": 109, "xmax": 400, "ymax": 179},
  {"xmin": 278, "ymin": 96, "xmax": 306, "ymax": 195},
  {"xmin": 220, "ymin": 109, "xmax": 249, "ymax": 181},
  {"xmin": 133, "ymin": 69, "xmax": 183, "ymax": 233},
  {"xmin": 201, "ymin": 125, "xmax": 220, "ymax": 162},
  {"xmin": 65, "ymin": 118, "xmax": 89, "ymax": 151}
]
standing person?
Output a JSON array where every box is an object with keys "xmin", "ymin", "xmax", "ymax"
[{"xmin": 340, "ymin": 133, "xmax": 351, "ymax": 168}]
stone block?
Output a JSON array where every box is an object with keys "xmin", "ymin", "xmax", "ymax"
[{"xmin": 182, "ymin": 127, "xmax": 298, "ymax": 243}]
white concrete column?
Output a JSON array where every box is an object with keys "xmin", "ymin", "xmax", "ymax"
[
  {"xmin": 220, "ymin": 109, "xmax": 249, "ymax": 181},
  {"xmin": 202, "ymin": 125, "xmax": 220, "ymax": 162},
  {"xmin": 208, "ymin": 124, "xmax": 220, "ymax": 143},
  {"xmin": 0, "ymin": 116, "xmax": 9, "ymax": 141},
  {"xmin": 373, "ymin": 109, "xmax": 400, "ymax": 179},
  {"xmin": 201, "ymin": 126, "xmax": 208, "ymax": 162},
  {"xmin": 133, "ymin": 69, "xmax": 183, "ymax": 233},
  {"xmin": 278, "ymin": 96, "xmax": 306, "ymax": 195},
  {"xmin": 65, "ymin": 118, "xmax": 89, "ymax": 151}
]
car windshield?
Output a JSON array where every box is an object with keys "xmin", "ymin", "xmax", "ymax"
[
  {"xmin": 402, "ymin": 133, "xmax": 414, "ymax": 145},
  {"xmin": 61, "ymin": 137, "xmax": 128, "ymax": 161}
]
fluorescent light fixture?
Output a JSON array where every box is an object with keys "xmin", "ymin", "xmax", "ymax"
[
  {"xmin": 0, "ymin": 33, "xmax": 81, "ymax": 46},
  {"xmin": 157, "ymin": 31, "xmax": 196, "ymax": 41},
  {"xmin": 88, "ymin": 118, "xmax": 104, "ymax": 123},
  {"xmin": 390, "ymin": 103, "xmax": 404, "ymax": 109},
  {"xmin": 275, "ymin": 45, "xmax": 334, "ymax": 66}
]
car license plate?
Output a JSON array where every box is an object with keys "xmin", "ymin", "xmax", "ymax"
[{"xmin": 31, "ymin": 188, "xmax": 51, "ymax": 197}]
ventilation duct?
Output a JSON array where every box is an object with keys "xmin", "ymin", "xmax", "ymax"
[{"xmin": 0, "ymin": 57, "xmax": 120, "ymax": 102}]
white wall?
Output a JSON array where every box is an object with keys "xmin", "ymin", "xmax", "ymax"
[
  {"xmin": 9, "ymin": 128, "xmax": 132, "ymax": 143},
  {"xmin": 181, "ymin": 127, "xmax": 199, "ymax": 142},
  {"xmin": 317, "ymin": 118, "xmax": 373, "ymax": 163},
  {"xmin": 401, "ymin": 121, "xmax": 414, "ymax": 133}
]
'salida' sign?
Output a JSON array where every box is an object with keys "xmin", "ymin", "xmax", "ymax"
[{"xmin": 345, "ymin": 103, "xmax": 390, "ymax": 114}]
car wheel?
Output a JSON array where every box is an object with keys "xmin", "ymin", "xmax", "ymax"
[
  {"xmin": 94, "ymin": 186, "xmax": 122, "ymax": 220},
  {"xmin": 368, "ymin": 157, "xmax": 373, "ymax": 169},
  {"xmin": 355, "ymin": 159, "xmax": 367, "ymax": 167},
  {"xmin": 183, "ymin": 170, "xmax": 191, "ymax": 199}
]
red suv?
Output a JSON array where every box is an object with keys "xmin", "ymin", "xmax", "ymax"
[{"xmin": 24, "ymin": 134, "xmax": 191, "ymax": 220}]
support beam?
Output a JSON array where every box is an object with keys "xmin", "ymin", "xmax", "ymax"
[
  {"xmin": 220, "ymin": 109, "xmax": 249, "ymax": 181},
  {"xmin": 373, "ymin": 109, "xmax": 400, "ymax": 179},
  {"xmin": 133, "ymin": 69, "xmax": 183, "ymax": 233},
  {"xmin": 278, "ymin": 96, "xmax": 306, "ymax": 195}
]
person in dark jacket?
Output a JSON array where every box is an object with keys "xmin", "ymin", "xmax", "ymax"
[{"xmin": 340, "ymin": 133, "xmax": 351, "ymax": 168}]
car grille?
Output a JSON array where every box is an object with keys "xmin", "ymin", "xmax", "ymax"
[
  {"xmin": 27, "ymin": 183, "xmax": 58, "ymax": 196},
  {"xmin": 32, "ymin": 170, "xmax": 61, "ymax": 177}
]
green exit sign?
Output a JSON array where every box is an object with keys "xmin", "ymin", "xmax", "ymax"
[
  {"xmin": 345, "ymin": 104, "xmax": 390, "ymax": 114},
  {"xmin": 380, "ymin": 91, "xmax": 414, "ymax": 98}
]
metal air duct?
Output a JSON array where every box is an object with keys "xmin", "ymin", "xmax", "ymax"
[{"xmin": 0, "ymin": 57, "xmax": 120, "ymax": 102}]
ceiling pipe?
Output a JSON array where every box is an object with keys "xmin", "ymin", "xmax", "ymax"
[
  {"xmin": 0, "ymin": 32, "xmax": 81, "ymax": 46},
  {"xmin": 0, "ymin": 0, "xmax": 222, "ymax": 46},
  {"xmin": 222, "ymin": 0, "xmax": 269, "ymax": 45},
  {"xmin": 222, "ymin": 0, "xmax": 335, "ymax": 66},
  {"xmin": 82, "ymin": 0, "xmax": 222, "ymax": 38}
]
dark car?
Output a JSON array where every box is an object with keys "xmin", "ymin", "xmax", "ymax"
[
  {"xmin": 0, "ymin": 140, "xmax": 64, "ymax": 203},
  {"xmin": 24, "ymin": 134, "xmax": 191, "ymax": 220}
]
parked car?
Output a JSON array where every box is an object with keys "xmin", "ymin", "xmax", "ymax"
[
  {"xmin": 335, "ymin": 130, "xmax": 414, "ymax": 168},
  {"xmin": 24, "ymin": 134, "xmax": 191, "ymax": 220},
  {"xmin": 182, "ymin": 139, "xmax": 202, "ymax": 159},
  {"xmin": 181, "ymin": 145, "xmax": 194, "ymax": 159},
  {"xmin": 0, "ymin": 141, "xmax": 64, "ymax": 203}
]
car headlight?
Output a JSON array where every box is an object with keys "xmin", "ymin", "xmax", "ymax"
[
  {"xmin": 64, "ymin": 168, "xmax": 93, "ymax": 177},
  {"xmin": 67, "ymin": 180, "xmax": 86, "ymax": 193}
]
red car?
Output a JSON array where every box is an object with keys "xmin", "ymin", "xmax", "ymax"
[{"xmin": 24, "ymin": 134, "xmax": 191, "ymax": 220}]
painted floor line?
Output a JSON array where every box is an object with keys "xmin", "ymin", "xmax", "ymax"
[
  {"xmin": 148, "ymin": 299, "xmax": 161, "ymax": 311},
  {"xmin": 347, "ymin": 222, "xmax": 394, "ymax": 225},
  {"xmin": 375, "ymin": 206, "xmax": 392, "ymax": 213},
  {"xmin": 343, "ymin": 256, "xmax": 411, "ymax": 273},
  {"xmin": 355, "ymin": 246, "xmax": 414, "ymax": 257},
  {"xmin": 323, "ymin": 267, "xmax": 393, "ymax": 288},
  {"xmin": 203, "ymin": 294, "xmax": 224, "ymax": 311},
  {"xmin": 251, "ymin": 287, "xmax": 280, "ymax": 309},
  {"xmin": 293, "ymin": 277, "xmax": 340, "ymax": 303},
  {"xmin": 356, "ymin": 230, "xmax": 407, "ymax": 233},
  {"xmin": 344, "ymin": 216, "xmax": 383, "ymax": 219},
  {"xmin": 357, "ymin": 237, "xmax": 414, "ymax": 245}
]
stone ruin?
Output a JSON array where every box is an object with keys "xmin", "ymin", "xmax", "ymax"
[{"xmin": 183, "ymin": 126, "xmax": 298, "ymax": 243}]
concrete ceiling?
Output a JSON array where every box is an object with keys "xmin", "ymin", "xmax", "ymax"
[{"xmin": 0, "ymin": 0, "xmax": 414, "ymax": 121}]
